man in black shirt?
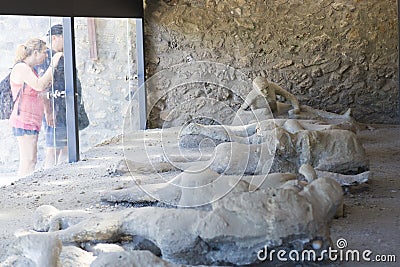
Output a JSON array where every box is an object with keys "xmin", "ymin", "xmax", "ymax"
[{"xmin": 36, "ymin": 24, "xmax": 85, "ymax": 168}]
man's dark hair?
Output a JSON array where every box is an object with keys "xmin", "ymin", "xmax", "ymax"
[{"xmin": 47, "ymin": 24, "xmax": 63, "ymax": 36}]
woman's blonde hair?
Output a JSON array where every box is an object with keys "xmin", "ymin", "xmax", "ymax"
[{"xmin": 14, "ymin": 38, "xmax": 47, "ymax": 63}]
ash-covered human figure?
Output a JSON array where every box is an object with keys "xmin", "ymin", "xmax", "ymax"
[
  {"xmin": 240, "ymin": 76, "xmax": 353, "ymax": 124},
  {"xmin": 26, "ymin": 175, "xmax": 343, "ymax": 266},
  {"xmin": 240, "ymin": 76, "xmax": 301, "ymax": 115}
]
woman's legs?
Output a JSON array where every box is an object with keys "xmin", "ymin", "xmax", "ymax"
[{"xmin": 17, "ymin": 134, "xmax": 38, "ymax": 178}]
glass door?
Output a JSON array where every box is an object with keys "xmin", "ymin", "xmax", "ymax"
[
  {"xmin": 73, "ymin": 17, "xmax": 137, "ymax": 153},
  {"xmin": 0, "ymin": 15, "xmax": 59, "ymax": 181},
  {"xmin": 0, "ymin": 15, "xmax": 139, "ymax": 182}
]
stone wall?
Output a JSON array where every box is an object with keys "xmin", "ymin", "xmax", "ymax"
[
  {"xmin": 74, "ymin": 18, "xmax": 137, "ymax": 149},
  {"xmin": 144, "ymin": 0, "xmax": 399, "ymax": 126}
]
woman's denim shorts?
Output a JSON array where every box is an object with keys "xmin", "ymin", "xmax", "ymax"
[{"xmin": 12, "ymin": 127, "xmax": 39, "ymax": 136}]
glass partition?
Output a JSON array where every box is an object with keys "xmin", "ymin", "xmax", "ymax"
[
  {"xmin": 0, "ymin": 15, "xmax": 138, "ymax": 183},
  {"xmin": 74, "ymin": 17, "xmax": 137, "ymax": 153}
]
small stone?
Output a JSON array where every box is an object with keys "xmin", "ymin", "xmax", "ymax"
[{"xmin": 312, "ymin": 240, "xmax": 323, "ymax": 250}]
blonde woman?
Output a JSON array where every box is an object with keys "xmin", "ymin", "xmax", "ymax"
[{"xmin": 9, "ymin": 38, "xmax": 62, "ymax": 177}]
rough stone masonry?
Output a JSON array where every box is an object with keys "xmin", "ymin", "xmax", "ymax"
[{"xmin": 144, "ymin": 0, "xmax": 398, "ymax": 127}]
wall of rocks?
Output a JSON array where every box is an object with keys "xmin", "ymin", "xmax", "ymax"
[{"xmin": 144, "ymin": 0, "xmax": 399, "ymax": 126}]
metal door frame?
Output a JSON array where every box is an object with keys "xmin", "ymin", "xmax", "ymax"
[{"xmin": 0, "ymin": 0, "xmax": 146, "ymax": 162}]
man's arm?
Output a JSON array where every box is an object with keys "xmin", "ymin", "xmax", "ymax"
[
  {"xmin": 240, "ymin": 89, "xmax": 262, "ymax": 110},
  {"xmin": 271, "ymin": 83, "xmax": 300, "ymax": 114}
]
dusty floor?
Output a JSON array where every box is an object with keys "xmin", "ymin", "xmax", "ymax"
[
  {"xmin": 328, "ymin": 124, "xmax": 400, "ymax": 267},
  {"xmin": 0, "ymin": 124, "xmax": 399, "ymax": 266}
]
